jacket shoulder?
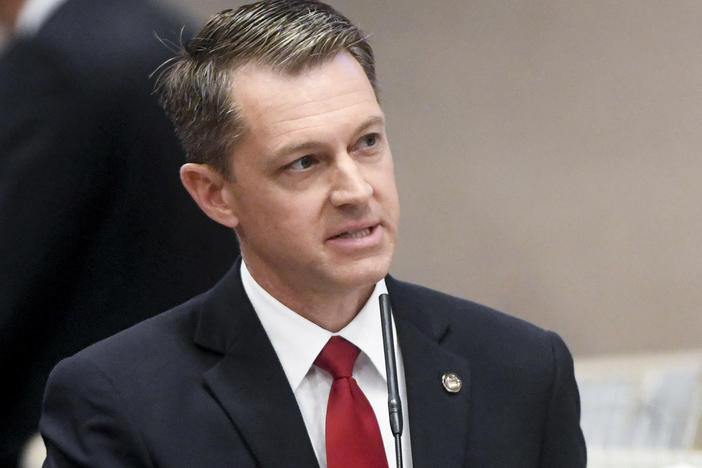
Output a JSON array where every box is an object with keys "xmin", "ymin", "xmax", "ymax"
[
  {"xmin": 58, "ymin": 291, "xmax": 210, "ymax": 375},
  {"xmin": 386, "ymin": 275, "xmax": 573, "ymax": 384},
  {"xmin": 387, "ymin": 276, "xmax": 551, "ymax": 340}
]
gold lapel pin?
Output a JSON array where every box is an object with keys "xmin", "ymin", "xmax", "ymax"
[{"xmin": 441, "ymin": 372, "xmax": 462, "ymax": 393}]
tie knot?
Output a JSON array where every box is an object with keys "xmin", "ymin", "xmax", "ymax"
[{"xmin": 314, "ymin": 336, "xmax": 360, "ymax": 379}]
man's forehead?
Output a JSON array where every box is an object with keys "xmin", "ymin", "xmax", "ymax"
[
  {"xmin": 229, "ymin": 46, "xmax": 363, "ymax": 75},
  {"xmin": 229, "ymin": 52, "xmax": 378, "ymax": 130}
]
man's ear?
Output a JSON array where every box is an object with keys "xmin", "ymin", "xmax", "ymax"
[{"xmin": 180, "ymin": 163, "xmax": 239, "ymax": 228}]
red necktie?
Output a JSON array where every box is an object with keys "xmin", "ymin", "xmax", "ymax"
[{"xmin": 315, "ymin": 336, "xmax": 389, "ymax": 468}]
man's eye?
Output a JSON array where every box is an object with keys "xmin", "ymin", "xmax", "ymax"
[
  {"xmin": 360, "ymin": 134, "xmax": 378, "ymax": 148},
  {"xmin": 288, "ymin": 155, "xmax": 317, "ymax": 171}
]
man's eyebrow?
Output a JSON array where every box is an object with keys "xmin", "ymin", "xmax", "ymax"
[
  {"xmin": 355, "ymin": 115, "xmax": 385, "ymax": 135},
  {"xmin": 272, "ymin": 115, "xmax": 386, "ymax": 159},
  {"xmin": 273, "ymin": 140, "xmax": 320, "ymax": 160}
]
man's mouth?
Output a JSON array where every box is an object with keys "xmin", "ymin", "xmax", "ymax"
[{"xmin": 331, "ymin": 227, "xmax": 373, "ymax": 239}]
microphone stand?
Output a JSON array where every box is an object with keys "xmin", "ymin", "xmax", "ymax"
[{"xmin": 379, "ymin": 293, "xmax": 403, "ymax": 468}]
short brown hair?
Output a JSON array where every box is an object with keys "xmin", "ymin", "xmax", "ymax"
[{"xmin": 155, "ymin": 0, "xmax": 376, "ymax": 177}]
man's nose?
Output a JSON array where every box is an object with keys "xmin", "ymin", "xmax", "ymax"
[{"xmin": 329, "ymin": 154, "xmax": 373, "ymax": 207}]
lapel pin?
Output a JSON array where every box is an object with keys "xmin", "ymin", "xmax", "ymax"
[{"xmin": 441, "ymin": 372, "xmax": 462, "ymax": 393}]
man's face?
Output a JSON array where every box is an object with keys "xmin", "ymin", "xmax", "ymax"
[{"xmin": 224, "ymin": 51, "xmax": 400, "ymax": 299}]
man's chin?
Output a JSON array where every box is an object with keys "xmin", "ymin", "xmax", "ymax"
[{"xmin": 331, "ymin": 257, "xmax": 392, "ymax": 289}]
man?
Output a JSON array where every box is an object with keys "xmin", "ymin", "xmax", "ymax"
[
  {"xmin": 0, "ymin": 0, "xmax": 237, "ymax": 464},
  {"xmin": 40, "ymin": 1, "xmax": 587, "ymax": 467}
]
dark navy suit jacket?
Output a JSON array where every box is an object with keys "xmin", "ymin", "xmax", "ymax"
[{"xmin": 40, "ymin": 259, "xmax": 586, "ymax": 467}]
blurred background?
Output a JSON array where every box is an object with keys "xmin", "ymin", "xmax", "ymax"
[
  {"xmin": 3, "ymin": 0, "xmax": 701, "ymax": 467},
  {"xmin": 164, "ymin": 0, "xmax": 702, "ymax": 360}
]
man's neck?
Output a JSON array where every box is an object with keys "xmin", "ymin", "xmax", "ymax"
[
  {"xmin": 243, "ymin": 260, "xmax": 375, "ymax": 333},
  {"xmin": 286, "ymin": 286, "xmax": 374, "ymax": 332}
]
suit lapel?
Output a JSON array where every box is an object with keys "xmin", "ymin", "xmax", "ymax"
[
  {"xmin": 194, "ymin": 260, "xmax": 319, "ymax": 468},
  {"xmin": 387, "ymin": 277, "xmax": 472, "ymax": 468},
  {"xmin": 190, "ymin": 262, "xmax": 471, "ymax": 467}
]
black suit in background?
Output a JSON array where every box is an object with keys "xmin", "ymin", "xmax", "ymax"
[
  {"xmin": 0, "ymin": 0, "xmax": 238, "ymax": 464},
  {"xmin": 40, "ymin": 258, "xmax": 586, "ymax": 467}
]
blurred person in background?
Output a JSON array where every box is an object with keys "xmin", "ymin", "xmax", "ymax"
[{"xmin": 0, "ymin": 0, "xmax": 238, "ymax": 465}]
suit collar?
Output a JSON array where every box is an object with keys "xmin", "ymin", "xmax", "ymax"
[
  {"xmin": 194, "ymin": 258, "xmax": 320, "ymax": 467},
  {"xmin": 385, "ymin": 275, "xmax": 451, "ymax": 342},
  {"xmin": 386, "ymin": 275, "xmax": 472, "ymax": 468},
  {"xmin": 193, "ymin": 258, "xmax": 248, "ymax": 354}
]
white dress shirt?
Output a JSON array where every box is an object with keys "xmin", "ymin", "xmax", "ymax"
[
  {"xmin": 241, "ymin": 261, "xmax": 413, "ymax": 468},
  {"xmin": 0, "ymin": 0, "xmax": 65, "ymax": 53},
  {"xmin": 15, "ymin": 0, "xmax": 67, "ymax": 37}
]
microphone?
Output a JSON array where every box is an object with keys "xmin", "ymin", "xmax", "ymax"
[{"xmin": 379, "ymin": 293, "xmax": 403, "ymax": 468}]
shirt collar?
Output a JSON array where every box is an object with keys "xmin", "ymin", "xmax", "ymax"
[{"xmin": 240, "ymin": 261, "xmax": 389, "ymax": 392}]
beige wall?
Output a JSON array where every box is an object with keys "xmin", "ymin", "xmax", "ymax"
[{"xmin": 160, "ymin": 0, "xmax": 702, "ymax": 357}]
